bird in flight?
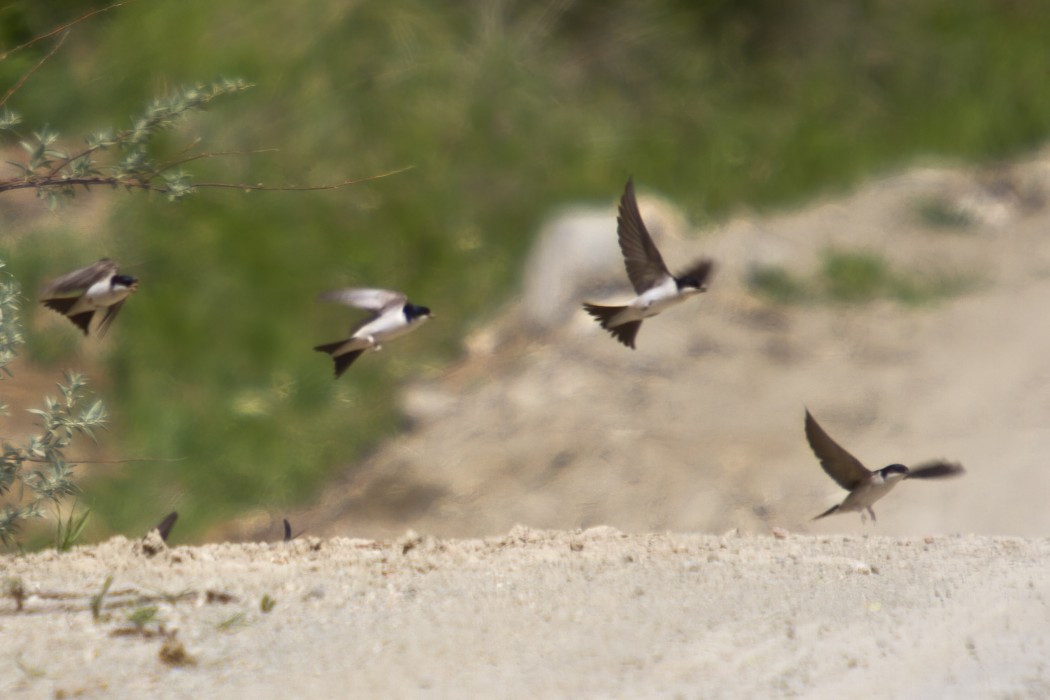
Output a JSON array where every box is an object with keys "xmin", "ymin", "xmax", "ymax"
[
  {"xmin": 582, "ymin": 178, "xmax": 713, "ymax": 349},
  {"xmin": 805, "ymin": 409, "xmax": 964, "ymax": 522},
  {"xmin": 40, "ymin": 258, "xmax": 139, "ymax": 337},
  {"xmin": 314, "ymin": 287, "xmax": 432, "ymax": 378}
]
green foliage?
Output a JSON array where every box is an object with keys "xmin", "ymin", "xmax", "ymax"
[
  {"xmin": 53, "ymin": 498, "xmax": 90, "ymax": 551},
  {"xmin": 0, "ymin": 260, "xmax": 21, "ymax": 378},
  {"xmin": 3, "ymin": 1, "xmax": 1049, "ymax": 539},
  {"xmin": 0, "ymin": 264, "xmax": 108, "ymax": 548},
  {"xmin": 0, "ymin": 78, "xmax": 251, "ymax": 206}
]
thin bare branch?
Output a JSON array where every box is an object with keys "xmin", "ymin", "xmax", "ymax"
[
  {"xmin": 0, "ymin": 32, "xmax": 68, "ymax": 110},
  {"xmin": 21, "ymin": 456, "xmax": 185, "ymax": 465},
  {"xmin": 191, "ymin": 165, "xmax": 416, "ymax": 192},
  {"xmin": 156, "ymin": 147, "xmax": 282, "ymax": 172},
  {"xmin": 0, "ymin": 175, "xmax": 162, "ymax": 195},
  {"xmin": 0, "ymin": 164, "xmax": 413, "ymax": 198},
  {"xmin": 0, "ymin": 1, "xmax": 131, "ymax": 60}
]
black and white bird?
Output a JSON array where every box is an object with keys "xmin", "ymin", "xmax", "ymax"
[
  {"xmin": 314, "ymin": 288, "xmax": 432, "ymax": 378},
  {"xmin": 805, "ymin": 409, "xmax": 965, "ymax": 522},
  {"xmin": 582, "ymin": 178, "xmax": 713, "ymax": 349},
  {"xmin": 40, "ymin": 258, "xmax": 139, "ymax": 337}
]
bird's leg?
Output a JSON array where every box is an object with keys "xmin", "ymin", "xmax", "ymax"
[
  {"xmin": 867, "ymin": 507, "xmax": 877, "ymax": 523},
  {"xmin": 365, "ymin": 335, "xmax": 382, "ymax": 351}
]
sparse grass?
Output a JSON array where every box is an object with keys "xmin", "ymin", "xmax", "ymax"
[
  {"xmin": 53, "ymin": 500, "xmax": 90, "ymax": 552},
  {"xmin": 216, "ymin": 611, "xmax": 248, "ymax": 631},
  {"xmin": 748, "ymin": 267, "xmax": 811, "ymax": 304},
  {"xmin": 90, "ymin": 575, "xmax": 113, "ymax": 621},
  {"xmin": 750, "ymin": 250, "xmax": 977, "ymax": 306},
  {"xmin": 915, "ymin": 197, "xmax": 976, "ymax": 230},
  {"xmin": 126, "ymin": 605, "xmax": 159, "ymax": 632},
  {"xmin": 822, "ymin": 251, "xmax": 895, "ymax": 303}
]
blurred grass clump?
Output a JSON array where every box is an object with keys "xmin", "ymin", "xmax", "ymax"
[
  {"xmin": 750, "ymin": 250, "xmax": 977, "ymax": 306},
  {"xmin": 2, "ymin": 0, "xmax": 1049, "ymax": 539}
]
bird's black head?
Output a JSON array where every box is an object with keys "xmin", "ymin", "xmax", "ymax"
[
  {"xmin": 403, "ymin": 303, "xmax": 432, "ymax": 321},
  {"xmin": 113, "ymin": 274, "xmax": 139, "ymax": 291},
  {"xmin": 675, "ymin": 275, "xmax": 707, "ymax": 293},
  {"xmin": 879, "ymin": 464, "xmax": 910, "ymax": 478}
]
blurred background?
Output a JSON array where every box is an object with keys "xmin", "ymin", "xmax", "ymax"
[{"xmin": 2, "ymin": 0, "xmax": 1050, "ymax": 543}]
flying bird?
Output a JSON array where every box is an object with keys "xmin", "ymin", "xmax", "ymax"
[
  {"xmin": 40, "ymin": 258, "xmax": 139, "ymax": 337},
  {"xmin": 582, "ymin": 178, "xmax": 713, "ymax": 349},
  {"xmin": 314, "ymin": 287, "xmax": 432, "ymax": 378},
  {"xmin": 805, "ymin": 409, "xmax": 964, "ymax": 522}
]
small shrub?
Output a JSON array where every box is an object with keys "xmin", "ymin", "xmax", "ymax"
[{"xmin": 0, "ymin": 261, "xmax": 108, "ymax": 549}]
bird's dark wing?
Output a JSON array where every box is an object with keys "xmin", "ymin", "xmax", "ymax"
[
  {"xmin": 617, "ymin": 178, "xmax": 671, "ymax": 294},
  {"xmin": 41, "ymin": 259, "xmax": 118, "ymax": 297},
  {"xmin": 95, "ymin": 300, "xmax": 126, "ymax": 338},
  {"xmin": 907, "ymin": 461, "xmax": 965, "ymax": 479},
  {"xmin": 153, "ymin": 512, "xmax": 179, "ymax": 542},
  {"xmin": 805, "ymin": 409, "xmax": 872, "ymax": 490}
]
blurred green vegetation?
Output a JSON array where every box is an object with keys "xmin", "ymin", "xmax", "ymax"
[
  {"xmin": 914, "ymin": 197, "xmax": 977, "ymax": 231},
  {"xmin": 749, "ymin": 250, "xmax": 978, "ymax": 306},
  {"xmin": 2, "ymin": 0, "xmax": 1049, "ymax": 540}
]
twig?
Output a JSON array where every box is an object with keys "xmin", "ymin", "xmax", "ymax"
[
  {"xmin": 156, "ymin": 147, "xmax": 282, "ymax": 171},
  {"xmin": 192, "ymin": 164, "xmax": 416, "ymax": 191},
  {"xmin": 0, "ymin": 33, "xmax": 68, "ymax": 110},
  {"xmin": 0, "ymin": 165, "xmax": 414, "ymax": 196},
  {"xmin": 21, "ymin": 456, "xmax": 185, "ymax": 464},
  {"xmin": 0, "ymin": 2, "xmax": 131, "ymax": 60}
]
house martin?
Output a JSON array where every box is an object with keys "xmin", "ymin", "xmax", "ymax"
[
  {"xmin": 314, "ymin": 287, "xmax": 432, "ymax": 378},
  {"xmin": 805, "ymin": 409, "xmax": 964, "ymax": 522},
  {"xmin": 582, "ymin": 178, "xmax": 713, "ymax": 349},
  {"xmin": 40, "ymin": 258, "xmax": 138, "ymax": 337}
]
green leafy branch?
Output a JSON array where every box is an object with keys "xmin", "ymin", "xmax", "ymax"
[
  {"xmin": 1, "ymin": 363, "xmax": 108, "ymax": 548},
  {"xmin": 0, "ymin": 78, "xmax": 254, "ymax": 204},
  {"xmin": 0, "ymin": 265, "xmax": 108, "ymax": 548}
]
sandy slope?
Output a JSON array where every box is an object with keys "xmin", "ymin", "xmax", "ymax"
[
  {"xmin": 229, "ymin": 152, "xmax": 1050, "ymax": 543},
  {"xmin": 2, "ymin": 529, "xmax": 1049, "ymax": 698}
]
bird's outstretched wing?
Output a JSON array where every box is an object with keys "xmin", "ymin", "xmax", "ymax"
[
  {"xmin": 617, "ymin": 178, "xmax": 671, "ymax": 294},
  {"xmin": 41, "ymin": 259, "xmax": 118, "ymax": 297},
  {"xmin": 96, "ymin": 300, "xmax": 127, "ymax": 338},
  {"xmin": 805, "ymin": 409, "xmax": 872, "ymax": 491},
  {"xmin": 317, "ymin": 288, "xmax": 406, "ymax": 313},
  {"xmin": 907, "ymin": 461, "xmax": 965, "ymax": 479}
]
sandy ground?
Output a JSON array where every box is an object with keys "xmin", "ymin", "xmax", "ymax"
[
  {"xmin": 6, "ymin": 154, "xmax": 1050, "ymax": 697},
  {"xmin": 2, "ymin": 529, "xmax": 1049, "ymax": 699}
]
